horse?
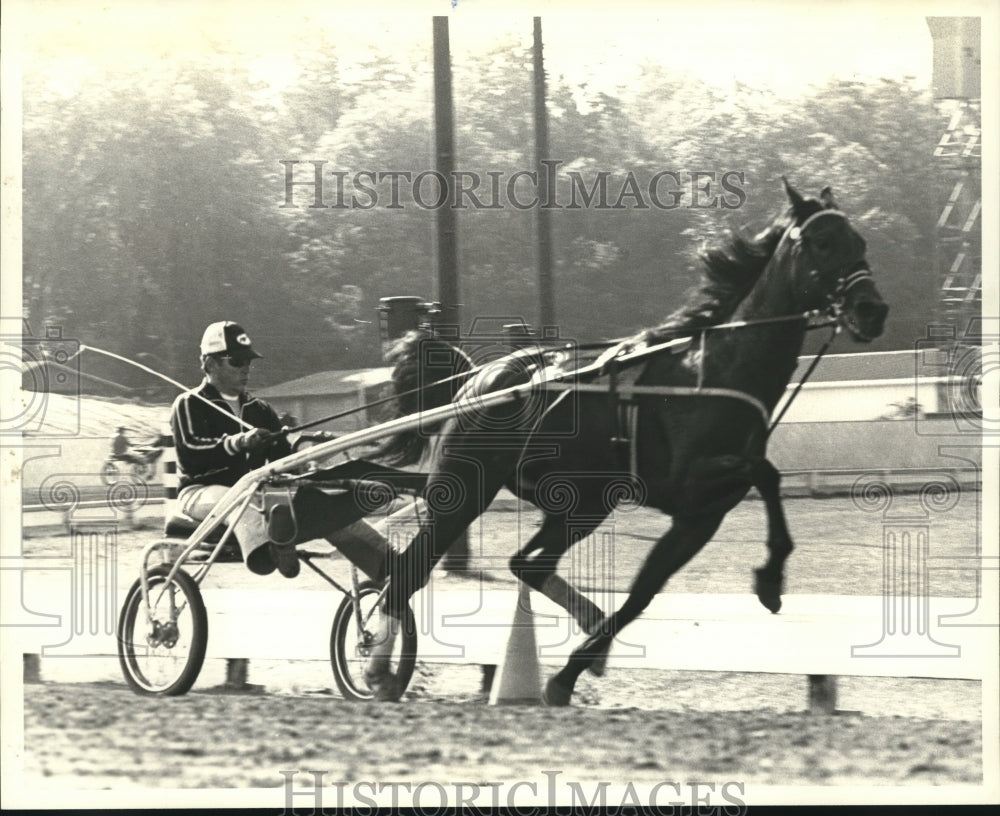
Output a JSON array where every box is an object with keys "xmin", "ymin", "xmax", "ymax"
[{"xmin": 365, "ymin": 179, "xmax": 889, "ymax": 705}]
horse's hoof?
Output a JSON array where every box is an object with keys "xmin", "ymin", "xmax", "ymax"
[
  {"xmin": 760, "ymin": 595, "xmax": 782, "ymax": 614},
  {"xmin": 373, "ymin": 678, "xmax": 402, "ymax": 702},
  {"xmin": 587, "ymin": 653, "xmax": 608, "ymax": 677},
  {"xmin": 365, "ymin": 671, "xmax": 401, "ymax": 702},
  {"xmin": 754, "ymin": 569, "xmax": 783, "ymax": 614},
  {"xmin": 542, "ymin": 676, "xmax": 572, "ymax": 707}
]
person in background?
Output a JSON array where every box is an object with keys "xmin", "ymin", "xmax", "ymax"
[{"xmin": 110, "ymin": 426, "xmax": 140, "ymax": 465}]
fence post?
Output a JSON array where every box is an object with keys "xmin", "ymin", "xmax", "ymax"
[
  {"xmin": 807, "ymin": 674, "xmax": 838, "ymax": 714},
  {"xmin": 224, "ymin": 658, "xmax": 250, "ymax": 690},
  {"xmin": 160, "ymin": 428, "xmax": 178, "ymax": 518},
  {"xmin": 24, "ymin": 654, "xmax": 41, "ymax": 684},
  {"xmin": 807, "ymin": 470, "xmax": 819, "ymax": 496}
]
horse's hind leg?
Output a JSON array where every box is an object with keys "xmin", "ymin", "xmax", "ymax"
[
  {"xmin": 544, "ymin": 512, "xmax": 724, "ymax": 706},
  {"xmin": 509, "ymin": 511, "xmax": 610, "ymax": 674},
  {"xmin": 750, "ymin": 459, "xmax": 794, "ymax": 614}
]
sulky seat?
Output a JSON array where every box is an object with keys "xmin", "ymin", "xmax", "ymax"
[{"xmin": 163, "ymin": 512, "xmax": 243, "ymax": 562}]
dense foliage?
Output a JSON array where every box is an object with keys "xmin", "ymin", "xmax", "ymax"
[{"xmin": 22, "ymin": 31, "xmax": 943, "ymax": 393}]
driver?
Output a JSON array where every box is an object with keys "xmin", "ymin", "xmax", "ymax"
[{"xmin": 170, "ymin": 321, "xmax": 390, "ymax": 581}]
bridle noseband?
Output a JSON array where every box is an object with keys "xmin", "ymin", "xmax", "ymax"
[{"xmin": 784, "ymin": 209, "xmax": 874, "ymax": 323}]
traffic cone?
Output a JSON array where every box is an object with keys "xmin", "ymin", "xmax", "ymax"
[{"xmin": 488, "ymin": 582, "xmax": 543, "ymax": 705}]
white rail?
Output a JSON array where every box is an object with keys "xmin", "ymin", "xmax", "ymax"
[{"xmin": 17, "ymin": 589, "xmax": 988, "ymax": 697}]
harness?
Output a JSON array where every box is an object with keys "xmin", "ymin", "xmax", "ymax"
[
  {"xmin": 788, "ymin": 209, "xmax": 874, "ymax": 318},
  {"xmin": 555, "ymin": 208, "xmax": 876, "ymax": 477},
  {"xmin": 544, "ymin": 337, "xmax": 774, "ymax": 477}
]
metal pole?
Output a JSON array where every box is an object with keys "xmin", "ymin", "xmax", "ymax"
[
  {"xmin": 433, "ymin": 16, "xmax": 460, "ymax": 333},
  {"xmin": 433, "ymin": 16, "xmax": 469, "ymax": 572},
  {"xmin": 533, "ymin": 16, "xmax": 556, "ymax": 328}
]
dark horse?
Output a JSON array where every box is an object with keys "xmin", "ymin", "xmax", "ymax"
[{"xmin": 366, "ymin": 179, "xmax": 889, "ymax": 705}]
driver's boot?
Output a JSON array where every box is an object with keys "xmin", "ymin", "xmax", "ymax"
[{"xmin": 267, "ymin": 486, "xmax": 390, "ymax": 582}]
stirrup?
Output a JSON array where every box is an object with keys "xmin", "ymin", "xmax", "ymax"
[{"xmin": 266, "ymin": 502, "xmax": 299, "ymax": 546}]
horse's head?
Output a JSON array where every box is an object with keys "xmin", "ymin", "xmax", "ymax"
[{"xmin": 778, "ymin": 178, "xmax": 888, "ymax": 342}]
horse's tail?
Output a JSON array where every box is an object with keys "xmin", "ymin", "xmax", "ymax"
[{"xmin": 371, "ymin": 329, "xmax": 474, "ymax": 467}]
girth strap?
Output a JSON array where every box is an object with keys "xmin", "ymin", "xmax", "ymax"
[
  {"xmin": 606, "ymin": 358, "xmax": 632, "ymax": 465},
  {"xmin": 554, "ymin": 382, "xmax": 772, "ymax": 430}
]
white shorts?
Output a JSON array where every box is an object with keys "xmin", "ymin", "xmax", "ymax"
[{"xmin": 176, "ymin": 483, "xmax": 271, "ymax": 571}]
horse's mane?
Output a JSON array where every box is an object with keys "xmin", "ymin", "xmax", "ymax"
[{"xmin": 658, "ymin": 210, "xmax": 792, "ymax": 331}]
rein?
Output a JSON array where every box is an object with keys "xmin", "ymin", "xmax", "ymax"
[
  {"xmin": 283, "ymin": 294, "xmax": 850, "ymax": 438},
  {"xmin": 280, "ymin": 220, "xmax": 870, "ymax": 435},
  {"xmin": 571, "ymin": 209, "xmax": 872, "ymax": 439},
  {"xmin": 74, "ymin": 209, "xmax": 868, "ymax": 446},
  {"xmin": 69, "ymin": 344, "xmax": 258, "ymax": 430},
  {"xmin": 766, "ymin": 322, "xmax": 840, "ymax": 436}
]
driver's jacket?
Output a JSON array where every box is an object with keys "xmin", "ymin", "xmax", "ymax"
[{"xmin": 170, "ymin": 380, "xmax": 292, "ymax": 491}]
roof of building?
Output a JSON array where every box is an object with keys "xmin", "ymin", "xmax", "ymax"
[
  {"xmin": 255, "ymin": 348, "xmax": 978, "ymax": 402},
  {"xmin": 791, "ymin": 348, "xmax": 976, "ymax": 382},
  {"xmin": 21, "ymin": 393, "xmax": 169, "ymax": 437},
  {"xmin": 255, "ymin": 367, "xmax": 393, "ymax": 399}
]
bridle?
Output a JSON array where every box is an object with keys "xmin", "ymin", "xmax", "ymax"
[
  {"xmin": 297, "ymin": 211, "xmax": 880, "ymax": 437},
  {"xmin": 590, "ymin": 208, "xmax": 880, "ymax": 437},
  {"xmin": 284, "ymin": 211, "xmax": 881, "ymax": 440},
  {"xmin": 784, "ymin": 208, "xmax": 875, "ymax": 326}
]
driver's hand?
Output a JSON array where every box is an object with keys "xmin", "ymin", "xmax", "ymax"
[{"xmin": 233, "ymin": 428, "xmax": 270, "ymax": 452}]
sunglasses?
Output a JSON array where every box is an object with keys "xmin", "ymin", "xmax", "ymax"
[{"xmin": 215, "ymin": 355, "xmax": 254, "ymax": 368}]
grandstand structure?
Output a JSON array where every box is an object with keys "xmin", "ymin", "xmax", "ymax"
[{"xmin": 927, "ymin": 17, "xmax": 982, "ymax": 338}]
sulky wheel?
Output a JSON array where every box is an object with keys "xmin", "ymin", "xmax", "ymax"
[
  {"xmin": 117, "ymin": 565, "xmax": 207, "ymax": 695},
  {"xmin": 329, "ymin": 581, "xmax": 417, "ymax": 702},
  {"xmin": 100, "ymin": 460, "xmax": 120, "ymax": 485}
]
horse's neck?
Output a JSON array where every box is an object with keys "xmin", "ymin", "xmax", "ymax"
[
  {"xmin": 719, "ymin": 322, "xmax": 805, "ymax": 409},
  {"xmin": 710, "ymin": 272, "xmax": 806, "ymax": 410}
]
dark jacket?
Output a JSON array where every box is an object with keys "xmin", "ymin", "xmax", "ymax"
[
  {"xmin": 170, "ymin": 381, "xmax": 292, "ymax": 490},
  {"xmin": 111, "ymin": 434, "xmax": 130, "ymax": 456}
]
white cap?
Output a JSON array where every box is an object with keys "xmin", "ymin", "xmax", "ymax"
[{"xmin": 199, "ymin": 321, "xmax": 263, "ymax": 360}]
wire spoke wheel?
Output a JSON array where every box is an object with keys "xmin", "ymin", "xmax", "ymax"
[
  {"xmin": 330, "ymin": 581, "xmax": 417, "ymax": 702},
  {"xmin": 117, "ymin": 565, "xmax": 207, "ymax": 695},
  {"xmin": 100, "ymin": 461, "xmax": 120, "ymax": 485}
]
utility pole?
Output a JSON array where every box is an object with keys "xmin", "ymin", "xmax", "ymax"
[
  {"xmin": 533, "ymin": 16, "xmax": 556, "ymax": 328},
  {"xmin": 433, "ymin": 15, "xmax": 470, "ymax": 573},
  {"xmin": 433, "ymin": 16, "xmax": 460, "ymax": 333}
]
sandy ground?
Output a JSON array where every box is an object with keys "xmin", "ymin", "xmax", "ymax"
[
  {"xmin": 21, "ymin": 683, "xmax": 982, "ymax": 792},
  {"xmin": 12, "ymin": 494, "xmax": 991, "ymax": 795}
]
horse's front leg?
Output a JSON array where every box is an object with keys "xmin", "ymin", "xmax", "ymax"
[
  {"xmin": 365, "ymin": 453, "xmax": 509, "ymax": 700},
  {"xmin": 363, "ymin": 601, "xmax": 408, "ymax": 701},
  {"xmin": 544, "ymin": 512, "xmax": 724, "ymax": 706},
  {"xmin": 363, "ymin": 518, "xmax": 458, "ymax": 701},
  {"xmin": 750, "ymin": 459, "xmax": 794, "ymax": 613},
  {"xmin": 510, "ymin": 510, "xmax": 610, "ymax": 675}
]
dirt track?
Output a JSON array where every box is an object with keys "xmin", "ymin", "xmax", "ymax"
[
  {"xmin": 23, "ymin": 683, "xmax": 982, "ymax": 795},
  {"xmin": 15, "ymin": 494, "xmax": 990, "ymax": 798}
]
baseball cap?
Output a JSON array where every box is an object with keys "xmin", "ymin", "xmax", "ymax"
[{"xmin": 199, "ymin": 321, "xmax": 264, "ymax": 362}]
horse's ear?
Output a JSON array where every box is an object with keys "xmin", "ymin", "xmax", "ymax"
[
  {"xmin": 782, "ymin": 176, "xmax": 809, "ymax": 221},
  {"xmin": 819, "ymin": 186, "xmax": 839, "ymax": 209}
]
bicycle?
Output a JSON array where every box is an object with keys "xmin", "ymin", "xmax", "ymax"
[{"xmin": 101, "ymin": 445, "xmax": 164, "ymax": 485}]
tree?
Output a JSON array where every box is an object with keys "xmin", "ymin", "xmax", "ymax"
[{"xmin": 21, "ymin": 33, "xmax": 948, "ymax": 400}]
